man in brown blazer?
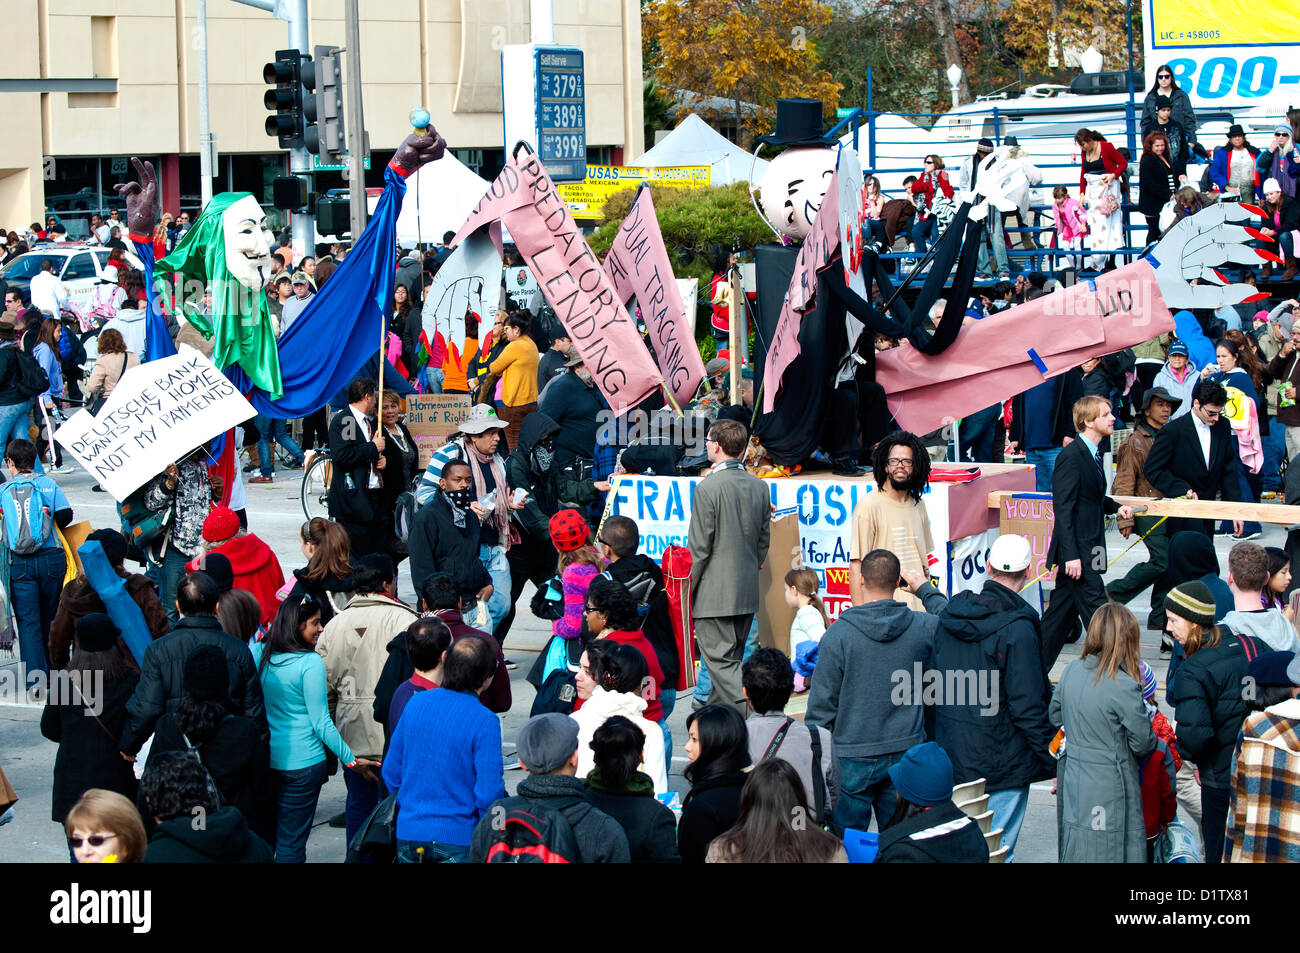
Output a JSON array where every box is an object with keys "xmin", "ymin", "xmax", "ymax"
[{"xmin": 688, "ymin": 419, "xmax": 771, "ymax": 714}]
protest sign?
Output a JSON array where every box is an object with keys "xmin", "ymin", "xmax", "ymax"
[
  {"xmin": 603, "ymin": 187, "xmax": 705, "ymax": 408},
  {"xmin": 559, "ymin": 165, "xmax": 710, "ymax": 222},
  {"xmin": 758, "ymin": 509, "xmax": 803, "ymax": 655},
  {"xmin": 677, "ymin": 278, "xmax": 699, "ymax": 335},
  {"xmin": 457, "ymin": 152, "xmax": 664, "ymax": 415},
  {"xmin": 997, "ymin": 492, "xmax": 1056, "ymax": 584},
  {"xmin": 503, "ymin": 265, "xmax": 539, "ymax": 310},
  {"xmin": 405, "ymin": 394, "xmax": 472, "ymax": 468},
  {"xmin": 54, "ymin": 348, "xmax": 255, "ymax": 501},
  {"xmin": 422, "ymin": 233, "xmax": 500, "ymax": 360}
]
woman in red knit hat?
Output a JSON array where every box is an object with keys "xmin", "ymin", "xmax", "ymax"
[
  {"xmin": 549, "ymin": 509, "xmax": 604, "ymax": 643},
  {"xmin": 187, "ymin": 506, "xmax": 286, "ymax": 626}
]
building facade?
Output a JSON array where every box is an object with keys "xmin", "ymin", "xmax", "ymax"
[{"xmin": 0, "ymin": 0, "xmax": 644, "ymax": 238}]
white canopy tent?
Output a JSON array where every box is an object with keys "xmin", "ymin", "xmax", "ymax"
[
  {"xmin": 394, "ymin": 153, "xmax": 491, "ymax": 248},
  {"xmin": 631, "ymin": 114, "xmax": 769, "ymax": 186}
]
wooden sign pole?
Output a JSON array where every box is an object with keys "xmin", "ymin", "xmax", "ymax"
[{"xmin": 987, "ymin": 490, "xmax": 1300, "ymax": 526}]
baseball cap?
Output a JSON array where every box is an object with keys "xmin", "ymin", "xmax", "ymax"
[
  {"xmin": 1168, "ymin": 341, "xmax": 1189, "ymax": 358},
  {"xmin": 988, "ymin": 534, "xmax": 1032, "ymax": 573}
]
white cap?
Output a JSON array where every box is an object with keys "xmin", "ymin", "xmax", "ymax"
[
  {"xmin": 1264, "ymin": 177, "xmax": 1283, "ymax": 195},
  {"xmin": 988, "ymin": 534, "xmax": 1032, "ymax": 573}
]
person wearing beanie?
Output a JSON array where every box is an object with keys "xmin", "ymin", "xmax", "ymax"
[
  {"xmin": 142, "ymin": 644, "xmax": 274, "ymax": 844},
  {"xmin": 40, "ymin": 613, "xmax": 141, "ymax": 829},
  {"xmin": 184, "ymin": 508, "xmax": 285, "ymax": 627},
  {"xmin": 1135, "ymin": 658, "xmax": 1181, "ymax": 861},
  {"xmin": 1225, "ymin": 651, "xmax": 1300, "ymax": 861},
  {"xmin": 875, "ymin": 742, "xmax": 989, "ymax": 863},
  {"xmin": 1256, "ymin": 121, "xmax": 1300, "ymax": 208},
  {"xmin": 408, "ymin": 459, "xmax": 494, "ymax": 606},
  {"xmin": 1260, "ymin": 176, "xmax": 1300, "ymax": 280},
  {"xmin": 47, "ymin": 528, "xmax": 170, "ymax": 671},
  {"xmin": 1166, "ymin": 579, "xmax": 1267, "ymax": 864},
  {"xmin": 548, "ymin": 508, "xmax": 603, "ymax": 645},
  {"xmin": 1050, "ymin": 603, "xmax": 1156, "ymax": 863}
]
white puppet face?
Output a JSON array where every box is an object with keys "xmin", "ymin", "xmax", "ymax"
[
  {"xmin": 760, "ymin": 147, "xmax": 837, "ymax": 240},
  {"xmin": 221, "ymin": 195, "xmax": 275, "ymax": 292}
]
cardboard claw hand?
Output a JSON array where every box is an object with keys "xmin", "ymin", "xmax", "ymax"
[
  {"xmin": 391, "ymin": 130, "xmax": 447, "ymax": 175},
  {"xmin": 965, "ymin": 153, "xmax": 1026, "ymax": 223},
  {"xmin": 1151, "ymin": 200, "xmax": 1273, "ymax": 309},
  {"xmin": 113, "ymin": 157, "xmax": 158, "ymax": 238}
]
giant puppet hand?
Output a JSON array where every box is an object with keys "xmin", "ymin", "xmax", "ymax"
[
  {"xmin": 1150, "ymin": 200, "xmax": 1276, "ymax": 309},
  {"xmin": 963, "ymin": 152, "xmax": 1027, "ymax": 223},
  {"xmin": 113, "ymin": 157, "xmax": 158, "ymax": 238},
  {"xmin": 390, "ymin": 129, "xmax": 447, "ymax": 177}
]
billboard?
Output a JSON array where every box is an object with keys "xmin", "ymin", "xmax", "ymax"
[{"xmin": 1144, "ymin": 0, "xmax": 1300, "ymax": 106}]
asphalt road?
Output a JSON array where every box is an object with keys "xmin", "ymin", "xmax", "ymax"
[{"xmin": 0, "ymin": 462, "xmax": 1282, "ymax": 862}]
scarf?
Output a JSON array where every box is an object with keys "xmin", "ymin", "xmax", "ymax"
[
  {"xmin": 442, "ymin": 487, "xmax": 471, "ymax": 529},
  {"xmin": 465, "ymin": 437, "xmax": 516, "ymax": 549}
]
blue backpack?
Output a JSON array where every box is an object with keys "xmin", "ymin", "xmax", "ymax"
[{"xmin": 0, "ymin": 477, "xmax": 54, "ymax": 555}]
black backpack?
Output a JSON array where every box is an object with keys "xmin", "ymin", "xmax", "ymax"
[
  {"xmin": 481, "ymin": 797, "xmax": 585, "ymax": 863},
  {"xmin": 5, "ymin": 345, "xmax": 48, "ymax": 400}
]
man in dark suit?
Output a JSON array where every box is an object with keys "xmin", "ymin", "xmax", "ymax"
[
  {"xmin": 327, "ymin": 377, "xmax": 386, "ymax": 557},
  {"xmin": 1041, "ymin": 396, "xmax": 1135, "ymax": 669},
  {"xmin": 1143, "ymin": 379, "xmax": 1244, "ymax": 538},
  {"xmin": 688, "ymin": 419, "xmax": 771, "ymax": 714}
]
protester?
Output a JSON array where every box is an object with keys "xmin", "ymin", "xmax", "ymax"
[
  {"xmin": 407, "ymin": 459, "xmax": 494, "ymax": 604},
  {"xmin": 142, "ymin": 450, "xmax": 217, "ymax": 626},
  {"xmin": 1203, "ymin": 336, "xmax": 1265, "ymax": 539},
  {"xmin": 570, "ymin": 640, "xmax": 667, "ymax": 792},
  {"xmin": 874, "ymin": 742, "xmax": 990, "ymax": 863},
  {"xmin": 384, "ymin": 635, "xmax": 505, "ymax": 863},
  {"xmin": 536, "ymin": 331, "xmax": 572, "ymax": 391},
  {"xmin": 1224, "ymin": 651, "xmax": 1300, "ymax": 862},
  {"xmin": 217, "ymin": 587, "xmax": 263, "ymax": 645},
  {"xmin": 1049, "ymin": 603, "xmax": 1156, "ymax": 863},
  {"xmin": 383, "ymin": 617, "xmax": 453, "ymax": 740},
  {"xmin": 40, "ymin": 614, "xmax": 139, "ymax": 835},
  {"xmin": 3, "ymin": 438, "xmax": 73, "ymax": 686},
  {"xmin": 139, "ymin": 752, "xmax": 273, "ymax": 863},
  {"xmin": 688, "ymin": 419, "xmax": 769, "ymax": 714},
  {"xmin": 187, "ymin": 506, "xmax": 285, "ymax": 627},
  {"xmin": 47, "ymin": 528, "xmax": 169, "ymax": 670},
  {"xmin": 486, "ymin": 313, "xmax": 539, "ymax": 449},
  {"xmin": 1220, "ymin": 542, "xmax": 1300, "ymax": 652},
  {"xmin": 377, "ymin": 391, "xmax": 420, "ymax": 564},
  {"xmin": 549, "ymin": 508, "xmax": 603, "ymax": 641},
  {"xmin": 582, "ymin": 576, "xmax": 665, "ymax": 721},
  {"xmin": 1263, "ymin": 546, "xmax": 1292, "ymax": 614},
  {"xmin": 677, "ymin": 703, "xmax": 750, "ymax": 864},
  {"xmin": 707, "ymin": 759, "xmax": 846, "ymax": 863},
  {"xmin": 1008, "ymin": 369, "xmax": 1085, "ymax": 492},
  {"xmin": 1166, "ymin": 581, "xmax": 1264, "ymax": 863},
  {"xmin": 931, "ymin": 534, "xmax": 1055, "ymax": 860},
  {"xmin": 581, "ymin": 716, "xmax": 679, "ymax": 863},
  {"xmin": 279, "ymin": 270, "xmax": 314, "ymax": 334},
  {"xmin": 316, "ymin": 553, "xmax": 418, "ymax": 843},
  {"xmin": 84, "ymin": 328, "xmax": 138, "ymax": 403},
  {"xmin": 283, "ymin": 518, "xmax": 356, "ymax": 625},
  {"xmin": 1151, "ymin": 341, "xmax": 1198, "ymax": 418},
  {"xmin": 849, "ymin": 430, "xmax": 934, "ymax": 608},
  {"xmin": 327, "ymin": 377, "xmax": 385, "ymax": 558},
  {"xmin": 63, "ymin": 789, "xmax": 147, "ymax": 864},
  {"xmin": 538, "ymin": 347, "xmax": 606, "ymax": 471},
  {"xmin": 247, "ymin": 408, "xmax": 305, "ymax": 485},
  {"xmin": 742, "ymin": 647, "xmax": 837, "ymax": 824},
  {"xmin": 143, "ymin": 644, "xmax": 273, "ymax": 843},
  {"xmin": 1145, "ymin": 380, "xmax": 1243, "ymax": 537}
]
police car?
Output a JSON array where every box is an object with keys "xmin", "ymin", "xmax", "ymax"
[{"xmin": 0, "ymin": 242, "xmax": 142, "ymax": 315}]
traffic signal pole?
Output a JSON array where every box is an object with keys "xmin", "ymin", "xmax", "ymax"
[
  {"xmin": 286, "ymin": 0, "xmax": 314, "ymax": 257},
  {"xmin": 344, "ymin": 0, "xmax": 367, "ymax": 241}
]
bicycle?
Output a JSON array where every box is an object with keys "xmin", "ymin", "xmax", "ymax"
[{"xmin": 300, "ymin": 448, "xmax": 332, "ymax": 521}]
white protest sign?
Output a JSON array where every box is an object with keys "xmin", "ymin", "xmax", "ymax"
[
  {"xmin": 676, "ymin": 278, "xmax": 698, "ymax": 335},
  {"xmin": 55, "ymin": 347, "xmax": 255, "ymax": 501}
]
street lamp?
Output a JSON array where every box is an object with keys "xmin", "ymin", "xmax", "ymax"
[{"xmin": 947, "ymin": 64, "xmax": 963, "ymax": 110}]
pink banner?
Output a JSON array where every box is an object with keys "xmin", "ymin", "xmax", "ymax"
[
  {"xmin": 762, "ymin": 171, "xmax": 841, "ymax": 413},
  {"xmin": 459, "ymin": 153, "xmax": 663, "ymax": 416},
  {"xmin": 876, "ymin": 262, "xmax": 1174, "ymax": 434},
  {"xmin": 603, "ymin": 188, "xmax": 704, "ymax": 409}
]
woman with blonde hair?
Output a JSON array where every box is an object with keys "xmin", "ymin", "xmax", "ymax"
[
  {"xmin": 64, "ymin": 789, "xmax": 147, "ymax": 863},
  {"xmin": 1049, "ymin": 602, "xmax": 1156, "ymax": 862}
]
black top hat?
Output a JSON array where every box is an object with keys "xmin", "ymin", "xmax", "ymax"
[
  {"xmin": 758, "ymin": 99, "xmax": 833, "ymax": 148},
  {"xmin": 1227, "ymin": 124, "xmax": 1246, "ymax": 139}
]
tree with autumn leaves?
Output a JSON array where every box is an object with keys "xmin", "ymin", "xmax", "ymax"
[{"xmin": 641, "ymin": 0, "xmax": 842, "ymax": 149}]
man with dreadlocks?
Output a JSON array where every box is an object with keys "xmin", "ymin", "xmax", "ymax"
[{"xmin": 848, "ymin": 431, "xmax": 935, "ymax": 609}]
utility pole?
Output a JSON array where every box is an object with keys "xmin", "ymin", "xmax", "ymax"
[
  {"xmin": 197, "ymin": 0, "xmax": 214, "ymax": 206},
  {"xmin": 344, "ymin": 0, "xmax": 367, "ymax": 241}
]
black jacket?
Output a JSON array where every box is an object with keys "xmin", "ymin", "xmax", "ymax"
[
  {"xmin": 506, "ymin": 412, "xmax": 601, "ymax": 540},
  {"xmin": 677, "ymin": 770, "xmax": 747, "ymax": 864},
  {"xmin": 327, "ymin": 406, "xmax": 380, "ymax": 525},
  {"xmin": 1139, "ymin": 152, "xmax": 1181, "ymax": 216},
  {"xmin": 118, "ymin": 616, "xmax": 266, "ymax": 756},
  {"xmin": 283, "ymin": 568, "xmax": 357, "ymax": 627},
  {"xmin": 1010, "ymin": 370, "xmax": 1084, "ymax": 449},
  {"xmin": 583, "ymin": 770, "xmax": 681, "ymax": 863},
  {"xmin": 606, "ymin": 554, "xmax": 680, "ymax": 689},
  {"xmin": 142, "ymin": 806, "xmax": 273, "ymax": 863},
  {"xmin": 470, "ymin": 773, "xmax": 631, "ymax": 863},
  {"xmin": 1143, "ymin": 411, "xmax": 1241, "ymax": 504},
  {"xmin": 145, "ymin": 712, "xmax": 274, "ymax": 845},
  {"xmin": 1046, "ymin": 437, "xmax": 1119, "ymax": 572},
  {"xmin": 407, "ymin": 493, "xmax": 492, "ymax": 599},
  {"xmin": 875, "ymin": 800, "xmax": 990, "ymax": 863},
  {"xmin": 40, "ymin": 672, "xmax": 139, "ymax": 822},
  {"xmin": 1169, "ymin": 629, "xmax": 1262, "ymax": 788},
  {"xmin": 1265, "ymin": 193, "xmax": 1300, "ymax": 236},
  {"xmin": 932, "ymin": 580, "xmax": 1057, "ymax": 792},
  {"xmin": 537, "ymin": 371, "xmax": 606, "ymax": 469}
]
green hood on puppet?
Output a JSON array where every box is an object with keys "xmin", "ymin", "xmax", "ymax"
[{"xmin": 158, "ymin": 192, "xmax": 283, "ymax": 399}]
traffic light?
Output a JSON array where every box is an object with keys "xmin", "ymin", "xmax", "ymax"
[
  {"xmin": 315, "ymin": 194, "xmax": 351, "ymax": 237},
  {"xmin": 307, "ymin": 45, "xmax": 346, "ymax": 161},
  {"xmin": 263, "ymin": 49, "xmax": 305, "ymax": 149}
]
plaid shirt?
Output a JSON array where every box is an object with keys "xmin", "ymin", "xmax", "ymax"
[{"xmin": 1225, "ymin": 697, "xmax": 1300, "ymax": 862}]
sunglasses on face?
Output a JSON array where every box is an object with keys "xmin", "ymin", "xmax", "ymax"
[{"xmin": 68, "ymin": 834, "xmax": 116, "ymax": 849}]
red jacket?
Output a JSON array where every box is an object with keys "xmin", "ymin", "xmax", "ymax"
[
  {"xmin": 1140, "ymin": 711, "xmax": 1181, "ymax": 838},
  {"xmin": 600, "ymin": 629, "xmax": 666, "ymax": 722},
  {"xmin": 187, "ymin": 534, "xmax": 286, "ymax": 626},
  {"xmin": 1079, "ymin": 140, "xmax": 1128, "ymax": 190},
  {"xmin": 909, "ymin": 171, "xmax": 954, "ymax": 219}
]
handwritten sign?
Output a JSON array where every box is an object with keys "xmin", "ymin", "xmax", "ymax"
[
  {"xmin": 54, "ymin": 348, "xmax": 255, "ymax": 501},
  {"xmin": 457, "ymin": 153, "xmax": 664, "ymax": 415},
  {"xmin": 603, "ymin": 188, "xmax": 704, "ymax": 408},
  {"xmin": 405, "ymin": 394, "xmax": 472, "ymax": 468},
  {"xmin": 422, "ymin": 234, "xmax": 500, "ymax": 360},
  {"xmin": 998, "ymin": 493, "xmax": 1057, "ymax": 583}
]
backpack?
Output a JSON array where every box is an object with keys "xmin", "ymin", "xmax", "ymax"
[
  {"xmin": 118, "ymin": 485, "xmax": 173, "ymax": 549},
  {"xmin": 391, "ymin": 476, "xmax": 422, "ymax": 554},
  {"xmin": 5, "ymin": 345, "xmax": 49, "ymax": 400},
  {"xmin": 603, "ymin": 568, "xmax": 656, "ymax": 624},
  {"xmin": 0, "ymin": 477, "xmax": 54, "ymax": 555},
  {"xmin": 481, "ymin": 796, "xmax": 586, "ymax": 863},
  {"xmin": 529, "ymin": 573, "xmax": 565, "ymax": 621}
]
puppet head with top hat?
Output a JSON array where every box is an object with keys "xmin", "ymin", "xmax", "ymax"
[{"xmin": 756, "ymin": 99, "xmax": 837, "ymax": 242}]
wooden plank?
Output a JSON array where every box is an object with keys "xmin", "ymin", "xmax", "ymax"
[{"xmin": 987, "ymin": 490, "xmax": 1300, "ymax": 526}]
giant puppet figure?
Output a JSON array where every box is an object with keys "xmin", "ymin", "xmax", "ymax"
[
  {"xmin": 753, "ymin": 100, "xmax": 1274, "ymax": 462},
  {"xmin": 114, "ymin": 129, "xmax": 447, "ymax": 417}
]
